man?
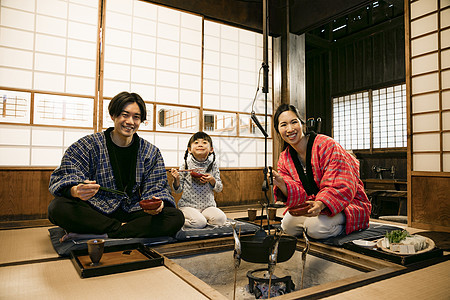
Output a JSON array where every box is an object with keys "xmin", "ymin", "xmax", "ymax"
[{"xmin": 48, "ymin": 91, "xmax": 184, "ymax": 241}]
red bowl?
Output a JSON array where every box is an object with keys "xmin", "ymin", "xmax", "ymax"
[
  {"xmin": 139, "ymin": 198, "xmax": 162, "ymax": 210},
  {"xmin": 191, "ymin": 171, "xmax": 205, "ymax": 179},
  {"xmin": 288, "ymin": 203, "xmax": 312, "ymax": 216}
]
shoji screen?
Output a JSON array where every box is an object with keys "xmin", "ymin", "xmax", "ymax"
[
  {"xmin": 1, "ymin": 0, "xmax": 273, "ymax": 168},
  {"xmin": 102, "ymin": 0, "xmax": 203, "ymax": 167},
  {"xmin": 0, "ymin": 0, "xmax": 97, "ymax": 166},
  {"xmin": 203, "ymin": 20, "xmax": 272, "ymax": 168},
  {"xmin": 407, "ymin": 0, "xmax": 450, "ymax": 230},
  {"xmin": 409, "ymin": 0, "xmax": 450, "ymax": 172}
]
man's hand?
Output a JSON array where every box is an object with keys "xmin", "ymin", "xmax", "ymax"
[
  {"xmin": 71, "ymin": 180, "xmax": 100, "ymax": 200},
  {"xmin": 144, "ymin": 197, "xmax": 164, "ymax": 215}
]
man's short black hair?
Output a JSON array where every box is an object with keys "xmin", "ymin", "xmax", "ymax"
[{"xmin": 108, "ymin": 91, "xmax": 147, "ymax": 121}]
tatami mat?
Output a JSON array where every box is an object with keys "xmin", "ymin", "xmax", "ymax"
[
  {"xmin": 0, "ymin": 227, "xmax": 58, "ymax": 265},
  {"xmin": 0, "ymin": 260, "xmax": 210, "ymax": 300},
  {"xmin": 1, "ymin": 213, "xmax": 448, "ymax": 300},
  {"xmin": 323, "ymin": 259, "xmax": 450, "ymax": 299}
]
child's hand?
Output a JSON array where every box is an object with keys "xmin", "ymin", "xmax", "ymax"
[
  {"xmin": 200, "ymin": 174, "xmax": 215, "ymax": 186},
  {"xmin": 170, "ymin": 168, "xmax": 180, "ymax": 179},
  {"xmin": 170, "ymin": 168, "xmax": 180, "ymax": 189}
]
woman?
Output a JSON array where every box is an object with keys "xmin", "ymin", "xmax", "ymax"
[{"xmin": 272, "ymin": 104, "xmax": 371, "ymax": 239}]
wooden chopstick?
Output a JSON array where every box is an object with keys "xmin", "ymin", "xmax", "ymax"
[
  {"xmin": 78, "ymin": 182, "xmax": 127, "ymax": 196},
  {"xmin": 177, "ymin": 168, "xmax": 201, "ymax": 172}
]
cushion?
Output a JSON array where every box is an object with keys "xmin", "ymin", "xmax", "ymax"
[
  {"xmin": 48, "ymin": 227, "xmax": 176, "ymax": 257},
  {"xmin": 49, "ymin": 219, "xmax": 260, "ymax": 257},
  {"xmin": 175, "ymin": 219, "xmax": 260, "ymax": 241},
  {"xmin": 311, "ymin": 222, "xmax": 404, "ymax": 246}
]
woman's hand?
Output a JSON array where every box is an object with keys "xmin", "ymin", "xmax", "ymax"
[
  {"xmin": 71, "ymin": 180, "xmax": 100, "ymax": 200},
  {"xmin": 304, "ymin": 200, "xmax": 326, "ymax": 217},
  {"xmin": 271, "ymin": 170, "xmax": 288, "ymax": 196},
  {"xmin": 144, "ymin": 197, "xmax": 164, "ymax": 215}
]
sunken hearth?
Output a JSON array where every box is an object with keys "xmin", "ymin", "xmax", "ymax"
[{"xmin": 172, "ymin": 250, "xmax": 363, "ymax": 299}]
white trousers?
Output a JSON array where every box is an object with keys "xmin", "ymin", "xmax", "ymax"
[
  {"xmin": 281, "ymin": 211, "xmax": 346, "ymax": 239},
  {"xmin": 180, "ymin": 206, "xmax": 227, "ymax": 229}
]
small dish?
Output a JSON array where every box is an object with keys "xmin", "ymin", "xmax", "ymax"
[
  {"xmin": 288, "ymin": 203, "xmax": 311, "ymax": 216},
  {"xmin": 352, "ymin": 239, "xmax": 377, "ymax": 248},
  {"xmin": 190, "ymin": 171, "xmax": 205, "ymax": 178},
  {"xmin": 139, "ymin": 198, "xmax": 162, "ymax": 210}
]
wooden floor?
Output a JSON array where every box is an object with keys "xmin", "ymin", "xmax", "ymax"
[{"xmin": 0, "ymin": 208, "xmax": 448, "ymax": 299}]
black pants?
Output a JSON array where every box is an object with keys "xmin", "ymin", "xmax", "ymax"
[{"xmin": 48, "ymin": 196, "xmax": 184, "ymax": 238}]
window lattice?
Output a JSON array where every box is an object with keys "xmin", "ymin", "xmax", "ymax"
[
  {"xmin": 203, "ymin": 111, "xmax": 237, "ymax": 136},
  {"xmin": 0, "ymin": 90, "xmax": 31, "ymax": 124},
  {"xmin": 333, "ymin": 83, "xmax": 406, "ymax": 150},
  {"xmin": 34, "ymin": 94, "xmax": 93, "ymax": 127},
  {"xmin": 372, "ymin": 84, "xmax": 407, "ymax": 148},
  {"xmin": 155, "ymin": 105, "xmax": 199, "ymax": 133},
  {"xmin": 333, "ymin": 92, "xmax": 370, "ymax": 150}
]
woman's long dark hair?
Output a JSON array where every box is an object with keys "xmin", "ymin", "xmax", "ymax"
[
  {"xmin": 273, "ymin": 104, "xmax": 305, "ymax": 149},
  {"xmin": 184, "ymin": 131, "xmax": 215, "ymax": 172}
]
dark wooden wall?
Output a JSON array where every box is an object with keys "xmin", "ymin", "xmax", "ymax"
[
  {"xmin": 305, "ymin": 16, "xmax": 405, "ymax": 137},
  {"xmin": 0, "ymin": 169, "xmax": 53, "ymax": 221},
  {"xmin": 0, "ymin": 169, "xmax": 266, "ymax": 224},
  {"xmin": 306, "ymin": 50, "xmax": 332, "ymax": 135},
  {"xmin": 411, "ymin": 177, "xmax": 450, "ymax": 231},
  {"xmin": 330, "ymin": 22, "xmax": 405, "ymax": 95}
]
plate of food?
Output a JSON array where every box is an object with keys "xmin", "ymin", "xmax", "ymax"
[
  {"xmin": 352, "ymin": 239, "xmax": 377, "ymax": 248},
  {"xmin": 376, "ymin": 229, "xmax": 435, "ymax": 255}
]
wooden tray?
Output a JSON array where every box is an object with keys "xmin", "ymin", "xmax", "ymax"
[
  {"xmin": 344, "ymin": 237, "xmax": 443, "ymax": 266},
  {"xmin": 235, "ymin": 216, "xmax": 282, "ymax": 229},
  {"xmin": 70, "ymin": 243, "xmax": 164, "ymax": 278}
]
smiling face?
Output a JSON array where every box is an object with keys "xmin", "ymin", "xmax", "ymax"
[
  {"xmin": 277, "ymin": 110, "xmax": 304, "ymax": 147},
  {"xmin": 189, "ymin": 138, "xmax": 213, "ymax": 162},
  {"xmin": 111, "ymin": 102, "xmax": 142, "ymax": 146}
]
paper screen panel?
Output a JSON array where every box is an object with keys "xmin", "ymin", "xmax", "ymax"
[
  {"xmin": 0, "ymin": 147, "xmax": 30, "ymax": 166},
  {"xmin": 216, "ymin": 136, "xmax": 239, "ymax": 168},
  {"xmin": 103, "ymin": 0, "xmax": 202, "ymax": 106},
  {"xmin": 33, "ymin": 93, "xmax": 94, "ymax": 127},
  {"xmin": 0, "ymin": 90, "xmax": 31, "ymax": 124},
  {"xmin": 413, "ymin": 153, "xmax": 440, "ymax": 172},
  {"xmin": 155, "ymin": 105, "xmax": 198, "ymax": 133},
  {"xmin": 203, "ymin": 20, "xmax": 272, "ymax": 113},
  {"xmin": 203, "ymin": 111, "xmax": 237, "ymax": 136},
  {"xmin": 239, "ymin": 114, "xmax": 272, "ymax": 138},
  {"xmin": 412, "ymin": 93, "xmax": 439, "ymax": 113}
]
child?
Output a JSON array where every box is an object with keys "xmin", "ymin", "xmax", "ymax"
[{"xmin": 171, "ymin": 132, "xmax": 227, "ymax": 229}]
